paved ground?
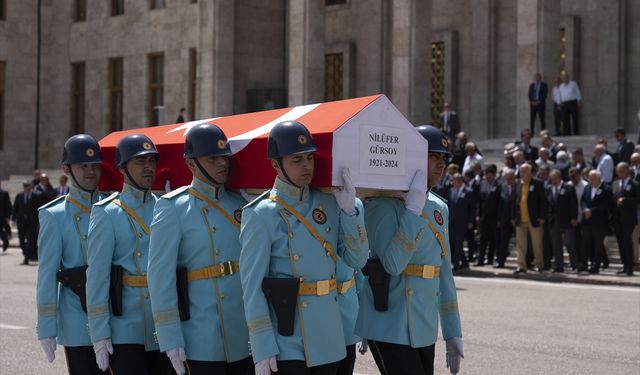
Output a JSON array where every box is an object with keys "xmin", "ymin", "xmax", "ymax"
[{"xmin": 1, "ymin": 245, "xmax": 638, "ymax": 374}]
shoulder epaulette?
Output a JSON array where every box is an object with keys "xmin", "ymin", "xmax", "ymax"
[
  {"xmin": 162, "ymin": 186, "xmax": 189, "ymax": 199},
  {"xmin": 94, "ymin": 192, "xmax": 119, "ymax": 206},
  {"xmin": 430, "ymin": 190, "xmax": 448, "ymax": 204},
  {"xmin": 38, "ymin": 195, "xmax": 65, "ymax": 211},
  {"xmin": 243, "ymin": 190, "xmax": 271, "ymax": 209}
]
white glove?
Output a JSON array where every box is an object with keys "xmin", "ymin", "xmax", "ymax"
[
  {"xmin": 333, "ymin": 168, "xmax": 357, "ymax": 215},
  {"xmin": 357, "ymin": 340, "xmax": 368, "ymax": 355},
  {"xmin": 405, "ymin": 170, "xmax": 427, "ymax": 215},
  {"xmin": 255, "ymin": 356, "xmax": 278, "ymax": 375},
  {"xmin": 93, "ymin": 338, "xmax": 113, "ymax": 372},
  {"xmin": 446, "ymin": 337, "xmax": 464, "ymax": 374},
  {"xmin": 166, "ymin": 347, "xmax": 186, "ymax": 375},
  {"xmin": 39, "ymin": 337, "xmax": 56, "ymax": 363},
  {"xmin": 240, "ymin": 189, "xmax": 260, "ymax": 202}
]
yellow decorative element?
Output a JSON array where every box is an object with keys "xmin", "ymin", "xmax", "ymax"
[
  {"xmin": 269, "ymin": 194, "xmax": 337, "ymax": 264},
  {"xmin": 123, "ymin": 275, "xmax": 148, "ymax": 287},
  {"xmin": 298, "ymin": 279, "xmax": 337, "ymax": 296},
  {"xmin": 337, "ymin": 277, "xmax": 356, "ymax": 294},
  {"xmin": 86, "ymin": 148, "xmax": 95, "ymax": 157},
  {"xmin": 112, "ymin": 199, "xmax": 150, "ymax": 236},
  {"xmin": 87, "ymin": 304, "xmax": 109, "ymax": 319},
  {"xmin": 66, "ymin": 196, "xmax": 91, "ymax": 214},
  {"xmin": 187, "ymin": 260, "xmax": 239, "ymax": 282},
  {"xmin": 153, "ymin": 309, "xmax": 180, "ymax": 325},
  {"xmin": 247, "ymin": 316, "xmax": 272, "ymax": 336},
  {"xmin": 403, "ymin": 264, "xmax": 441, "ymax": 279},
  {"xmin": 37, "ymin": 304, "xmax": 57, "ymax": 317},
  {"xmin": 357, "ymin": 225, "xmax": 366, "ymax": 246},
  {"xmin": 342, "ymin": 234, "xmax": 356, "ymax": 250},
  {"xmin": 439, "ymin": 301, "xmax": 459, "ymax": 315},
  {"xmin": 419, "ymin": 212, "xmax": 448, "ymax": 260},
  {"xmin": 392, "ymin": 231, "xmax": 415, "ymax": 253},
  {"xmin": 188, "ymin": 188, "xmax": 240, "ymax": 230}
]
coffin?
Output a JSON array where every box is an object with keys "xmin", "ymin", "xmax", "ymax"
[{"xmin": 98, "ymin": 94, "xmax": 428, "ymax": 193}]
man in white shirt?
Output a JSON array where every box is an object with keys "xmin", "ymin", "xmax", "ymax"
[
  {"xmin": 558, "ymin": 73, "xmax": 582, "ymax": 135},
  {"xmin": 462, "ymin": 142, "xmax": 484, "ymax": 174},
  {"xmin": 594, "ymin": 144, "xmax": 614, "ymax": 184},
  {"xmin": 552, "ymin": 76, "xmax": 563, "ymax": 136}
]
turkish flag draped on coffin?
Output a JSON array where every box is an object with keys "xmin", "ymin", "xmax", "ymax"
[{"xmin": 98, "ymin": 94, "xmax": 428, "ymax": 192}]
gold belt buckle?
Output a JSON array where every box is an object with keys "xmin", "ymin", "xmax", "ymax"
[
  {"xmin": 340, "ymin": 279, "xmax": 352, "ymax": 294},
  {"xmin": 221, "ymin": 261, "xmax": 235, "ymax": 276},
  {"xmin": 316, "ymin": 280, "xmax": 330, "ymax": 295},
  {"xmin": 422, "ymin": 265, "xmax": 435, "ymax": 279}
]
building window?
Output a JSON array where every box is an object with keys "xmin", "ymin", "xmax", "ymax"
[
  {"xmin": 188, "ymin": 48, "xmax": 197, "ymax": 121},
  {"xmin": 74, "ymin": 0, "xmax": 86, "ymax": 22},
  {"xmin": 148, "ymin": 53, "xmax": 164, "ymax": 125},
  {"xmin": 0, "ymin": 0, "xmax": 6, "ymax": 21},
  {"xmin": 111, "ymin": 0, "xmax": 124, "ymax": 16},
  {"xmin": 430, "ymin": 42, "xmax": 445, "ymax": 124},
  {"xmin": 0, "ymin": 61, "xmax": 5, "ymax": 150},
  {"xmin": 150, "ymin": 0, "xmax": 166, "ymax": 10},
  {"xmin": 324, "ymin": 53, "xmax": 343, "ymax": 102},
  {"xmin": 71, "ymin": 62, "xmax": 85, "ymax": 135},
  {"xmin": 109, "ymin": 58, "xmax": 124, "ymax": 132}
]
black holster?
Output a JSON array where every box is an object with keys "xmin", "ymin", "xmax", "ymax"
[
  {"xmin": 176, "ymin": 267, "xmax": 190, "ymax": 321},
  {"xmin": 109, "ymin": 265, "xmax": 123, "ymax": 316},
  {"xmin": 261, "ymin": 278, "xmax": 299, "ymax": 336},
  {"xmin": 362, "ymin": 259, "xmax": 390, "ymax": 311},
  {"xmin": 56, "ymin": 265, "xmax": 88, "ymax": 313}
]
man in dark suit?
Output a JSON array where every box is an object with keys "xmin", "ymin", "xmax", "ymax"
[
  {"xmin": 529, "ymin": 73, "xmax": 548, "ymax": 133},
  {"xmin": 438, "ymin": 102, "xmax": 461, "ymax": 137},
  {"xmin": 580, "ymin": 170, "xmax": 612, "ymax": 274},
  {"xmin": 11, "ymin": 182, "xmax": 43, "ymax": 264},
  {"xmin": 511, "ymin": 163, "xmax": 548, "ymax": 273},
  {"xmin": 496, "ymin": 169, "xmax": 516, "ymax": 268},
  {"xmin": 547, "ymin": 170, "xmax": 578, "ymax": 272},
  {"xmin": 448, "ymin": 173, "xmax": 475, "ymax": 270},
  {"xmin": 476, "ymin": 164, "xmax": 501, "ymax": 266},
  {"xmin": 614, "ymin": 128, "xmax": 634, "ymax": 164},
  {"xmin": 518, "ymin": 129, "xmax": 539, "ymax": 162},
  {"xmin": 52, "ymin": 175, "xmax": 70, "ymax": 197},
  {"xmin": 0, "ymin": 182, "xmax": 12, "ymax": 252},
  {"xmin": 452, "ymin": 132, "xmax": 467, "ymax": 172},
  {"xmin": 464, "ymin": 169, "xmax": 480, "ymax": 262},
  {"xmin": 611, "ymin": 162, "xmax": 639, "ymax": 276}
]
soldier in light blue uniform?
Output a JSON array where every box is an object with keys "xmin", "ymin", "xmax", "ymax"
[
  {"xmin": 356, "ymin": 125, "xmax": 465, "ymax": 375},
  {"xmin": 86, "ymin": 134, "xmax": 174, "ymax": 374},
  {"xmin": 36, "ymin": 134, "xmax": 106, "ymax": 374},
  {"xmin": 239, "ymin": 120, "xmax": 369, "ymax": 375},
  {"xmin": 148, "ymin": 124, "xmax": 252, "ymax": 375}
]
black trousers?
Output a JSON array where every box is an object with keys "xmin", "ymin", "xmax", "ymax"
[
  {"xmin": 614, "ymin": 222, "xmax": 636, "ymax": 274},
  {"xmin": 530, "ymin": 104, "xmax": 546, "ymax": 133},
  {"xmin": 543, "ymin": 223, "xmax": 553, "ymax": 269},
  {"xmin": 561, "ymin": 100, "xmax": 579, "ymax": 135},
  {"xmin": 581, "ymin": 225, "xmax": 607, "ymax": 271},
  {"xmin": 0, "ymin": 221, "xmax": 9, "ymax": 250},
  {"xmin": 465, "ymin": 226, "xmax": 477, "ymax": 261},
  {"xmin": 64, "ymin": 346, "xmax": 106, "ymax": 375},
  {"xmin": 276, "ymin": 360, "xmax": 340, "ymax": 375},
  {"xmin": 336, "ymin": 345, "xmax": 356, "ymax": 375},
  {"xmin": 478, "ymin": 218, "xmax": 499, "ymax": 264},
  {"xmin": 553, "ymin": 104, "xmax": 562, "ymax": 136},
  {"xmin": 496, "ymin": 222, "xmax": 514, "ymax": 266},
  {"xmin": 185, "ymin": 357, "xmax": 253, "ymax": 375},
  {"xmin": 369, "ymin": 340, "xmax": 434, "ymax": 375},
  {"xmin": 109, "ymin": 344, "xmax": 175, "ymax": 375}
]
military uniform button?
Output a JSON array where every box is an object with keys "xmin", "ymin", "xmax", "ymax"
[
  {"xmin": 215, "ymin": 249, "xmax": 221, "ymax": 255},
  {"xmin": 288, "ymin": 232, "xmax": 294, "ymax": 238},
  {"xmin": 407, "ymin": 289, "xmax": 414, "ymax": 296},
  {"xmin": 138, "ymin": 232, "xmax": 143, "ymax": 238},
  {"xmin": 75, "ymin": 216, "xmax": 81, "ymax": 222},
  {"xmin": 203, "ymin": 208, "xmax": 209, "ymax": 215},
  {"xmin": 301, "ymin": 301, "xmax": 309, "ymax": 308},
  {"xmin": 142, "ymin": 272, "xmax": 146, "ymax": 276},
  {"xmin": 136, "ymin": 252, "xmax": 142, "ymax": 257},
  {"xmin": 334, "ymin": 296, "xmax": 338, "ymax": 302},
  {"xmin": 220, "ymin": 293, "xmax": 225, "ymax": 299},
  {"xmin": 81, "ymin": 235, "xmax": 87, "ymax": 240},
  {"xmin": 325, "ymin": 227, "xmax": 331, "ymax": 233},
  {"xmin": 293, "ymin": 255, "xmax": 300, "ymax": 261},
  {"xmin": 144, "ymin": 292, "xmax": 149, "ymax": 299},
  {"xmin": 211, "ymin": 226, "xmax": 216, "ymax": 232}
]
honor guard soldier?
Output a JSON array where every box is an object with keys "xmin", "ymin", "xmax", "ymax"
[
  {"xmin": 36, "ymin": 134, "xmax": 106, "ymax": 374},
  {"xmin": 239, "ymin": 120, "xmax": 369, "ymax": 375},
  {"xmin": 86, "ymin": 134, "xmax": 174, "ymax": 374},
  {"xmin": 356, "ymin": 125, "xmax": 464, "ymax": 375},
  {"xmin": 147, "ymin": 124, "xmax": 252, "ymax": 375}
]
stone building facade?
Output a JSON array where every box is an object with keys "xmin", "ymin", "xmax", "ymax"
[{"xmin": 0, "ymin": 0, "xmax": 638, "ymax": 179}]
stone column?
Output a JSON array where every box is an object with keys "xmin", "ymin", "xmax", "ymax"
[
  {"xmin": 212, "ymin": 0, "xmax": 235, "ymax": 116},
  {"xmin": 288, "ymin": 0, "xmax": 325, "ymax": 106},
  {"xmin": 469, "ymin": 0, "xmax": 495, "ymax": 138},
  {"xmin": 516, "ymin": 0, "xmax": 560, "ymax": 137},
  {"xmin": 389, "ymin": 0, "xmax": 432, "ymax": 124}
]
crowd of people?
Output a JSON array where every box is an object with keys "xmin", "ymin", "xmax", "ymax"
[
  {"xmin": 434, "ymin": 127, "xmax": 639, "ymax": 276},
  {"xmin": 0, "ymin": 170, "xmax": 70, "ymax": 265}
]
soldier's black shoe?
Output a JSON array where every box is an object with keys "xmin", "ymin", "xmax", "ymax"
[
  {"xmin": 21, "ymin": 257, "xmax": 28, "ymax": 265},
  {"xmin": 493, "ymin": 263, "xmax": 505, "ymax": 268},
  {"xmin": 532, "ymin": 267, "xmax": 544, "ymax": 273},
  {"xmin": 514, "ymin": 268, "xmax": 527, "ymax": 274},
  {"xmin": 552, "ymin": 268, "xmax": 564, "ymax": 273},
  {"xmin": 588, "ymin": 268, "xmax": 599, "ymax": 274}
]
